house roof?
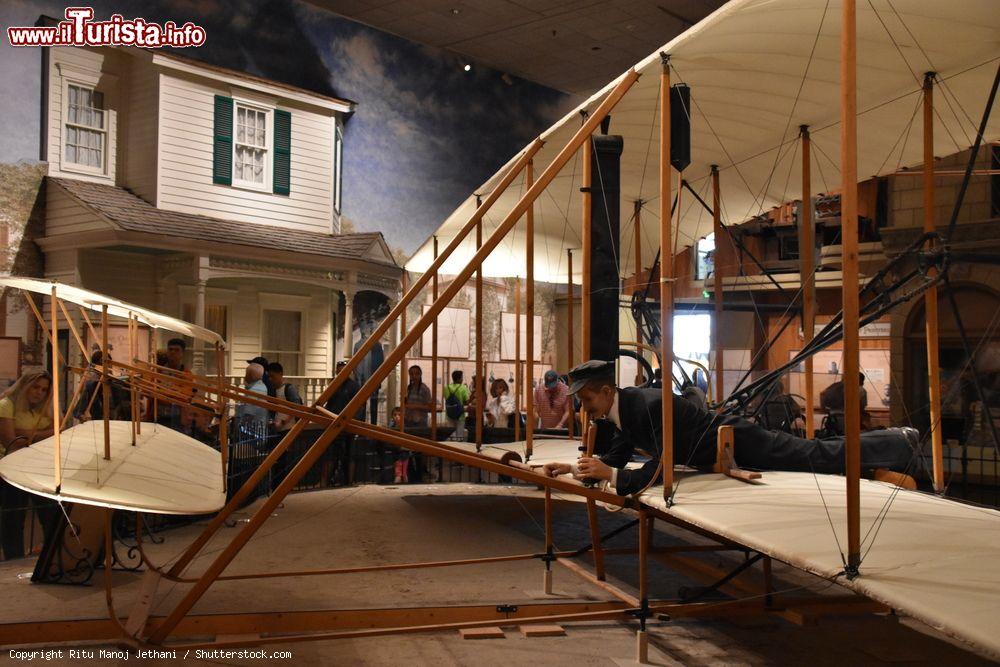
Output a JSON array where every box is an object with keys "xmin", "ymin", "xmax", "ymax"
[{"xmin": 49, "ymin": 177, "xmax": 397, "ymax": 268}]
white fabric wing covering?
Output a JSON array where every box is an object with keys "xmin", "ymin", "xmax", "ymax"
[
  {"xmin": 640, "ymin": 472, "xmax": 1000, "ymax": 661},
  {"xmin": 0, "ymin": 276, "xmax": 225, "ymax": 346},
  {"xmin": 0, "ymin": 420, "xmax": 226, "ymax": 515},
  {"xmin": 407, "ymin": 0, "xmax": 1000, "ymax": 282}
]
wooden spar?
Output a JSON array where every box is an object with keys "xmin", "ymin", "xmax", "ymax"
[
  {"xmin": 711, "ymin": 166, "xmax": 724, "ymax": 405},
  {"xmin": 476, "ymin": 212, "xmax": 484, "ymax": 450},
  {"xmin": 566, "ymin": 248, "xmax": 575, "ymax": 438},
  {"xmin": 799, "ymin": 126, "xmax": 816, "ymax": 438},
  {"xmin": 660, "ymin": 56, "xmax": 675, "ymax": 499},
  {"xmin": 399, "ymin": 271, "xmax": 407, "ymax": 434},
  {"xmin": 543, "ymin": 486, "xmax": 553, "ymax": 594},
  {"xmin": 583, "ymin": 421, "xmax": 607, "ymax": 580},
  {"xmin": 129, "ymin": 315, "xmax": 136, "ymax": 445},
  {"xmin": 636, "ymin": 509, "xmax": 650, "ymax": 663},
  {"xmin": 50, "ymin": 288, "xmax": 62, "ymax": 491},
  {"xmin": 515, "ymin": 276, "xmax": 522, "ymax": 443},
  {"xmin": 581, "ymin": 118, "xmax": 593, "ymax": 362},
  {"xmin": 216, "ymin": 341, "xmax": 228, "ymax": 489},
  {"xmin": 431, "ymin": 236, "xmax": 439, "ymax": 442},
  {"xmin": 134, "ymin": 317, "xmax": 141, "ymax": 435},
  {"xmin": 634, "ymin": 200, "xmax": 643, "ymax": 351},
  {"xmin": 56, "ymin": 299, "xmax": 86, "ymax": 362},
  {"xmin": 101, "ymin": 304, "xmax": 111, "ymax": 461},
  {"xmin": 526, "ymin": 158, "xmax": 535, "ymax": 459},
  {"xmin": 922, "ymin": 72, "xmax": 945, "ymax": 492},
  {"xmin": 147, "ymin": 72, "xmax": 641, "ymax": 643},
  {"xmin": 841, "ymin": 0, "xmax": 862, "ymax": 573}
]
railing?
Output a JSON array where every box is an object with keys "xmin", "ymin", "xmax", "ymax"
[{"xmin": 224, "ymin": 376, "xmax": 388, "ymax": 425}]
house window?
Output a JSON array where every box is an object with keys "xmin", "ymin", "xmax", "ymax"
[
  {"xmin": 695, "ymin": 233, "xmax": 715, "ymax": 280},
  {"xmin": 262, "ymin": 309, "xmax": 302, "ymax": 375},
  {"xmin": 65, "ymin": 84, "xmax": 105, "ymax": 171},
  {"xmin": 234, "ymin": 103, "xmax": 269, "ymax": 188},
  {"xmin": 333, "ymin": 119, "xmax": 344, "ymax": 216}
]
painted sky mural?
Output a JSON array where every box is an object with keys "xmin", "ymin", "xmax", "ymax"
[{"xmin": 0, "ymin": 0, "xmax": 573, "ymax": 255}]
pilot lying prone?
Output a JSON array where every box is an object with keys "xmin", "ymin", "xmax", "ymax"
[{"xmin": 543, "ymin": 360, "xmax": 919, "ymax": 496}]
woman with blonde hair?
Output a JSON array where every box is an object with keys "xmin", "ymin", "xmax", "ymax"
[{"xmin": 0, "ymin": 370, "xmax": 57, "ymax": 559}]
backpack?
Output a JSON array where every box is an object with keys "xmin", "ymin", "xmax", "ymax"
[{"xmin": 444, "ymin": 384, "xmax": 464, "ymax": 420}]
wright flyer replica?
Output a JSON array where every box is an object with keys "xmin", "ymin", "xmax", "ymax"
[{"xmin": 2, "ymin": 0, "xmax": 1000, "ymax": 661}]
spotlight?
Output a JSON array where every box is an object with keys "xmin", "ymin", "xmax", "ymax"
[{"xmin": 463, "ymin": 63, "xmax": 471, "ymax": 72}]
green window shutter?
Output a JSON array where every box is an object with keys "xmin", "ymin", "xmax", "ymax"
[
  {"xmin": 273, "ymin": 109, "xmax": 291, "ymax": 195},
  {"xmin": 213, "ymin": 95, "xmax": 233, "ymax": 185}
]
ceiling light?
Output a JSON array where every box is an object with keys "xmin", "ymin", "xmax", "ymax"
[
  {"xmin": 463, "ymin": 63, "xmax": 471, "ymax": 72},
  {"xmin": 451, "ymin": 8, "xmax": 460, "ymax": 14}
]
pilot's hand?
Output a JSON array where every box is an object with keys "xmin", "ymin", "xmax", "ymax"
[
  {"xmin": 543, "ymin": 462, "xmax": 573, "ymax": 478},
  {"xmin": 576, "ymin": 457, "xmax": 613, "ymax": 481}
]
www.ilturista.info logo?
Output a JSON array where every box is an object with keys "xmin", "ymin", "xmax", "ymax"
[{"xmin": 7, "ymin": 7, "xmax": 206, "ymax": 48}]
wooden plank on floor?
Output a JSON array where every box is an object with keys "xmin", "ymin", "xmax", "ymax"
[
  {"xmin": 521, "ymin": 624, "xmax": 565, "ymax": 637},
  {"xmin": 460, "ymin": 627, "xmax": 505, "ymax": 639}
]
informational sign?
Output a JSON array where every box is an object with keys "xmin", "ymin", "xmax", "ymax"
[
  {"xmin": 801, "ymin": 321, "xmax": 890, "ymax": 339},
  {"xmin": 419, "ymin": 305, "xmax": 471, "ymax": 360},
  {"xmin": 499, "ymin": 312, "xmax": 543, "ymax": 362}
]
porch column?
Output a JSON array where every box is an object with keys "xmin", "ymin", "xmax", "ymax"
[
  {"xmin": 192, "ymin": 279, "xmax": 207, "ymax": 375},
  {"xmin": 342, "ymin": 288, "xmax": 356, "ymax": 361}
]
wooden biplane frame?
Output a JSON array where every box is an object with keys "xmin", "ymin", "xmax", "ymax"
[{"xmin": 2, "ymin": 2, "xmax": 964, "ymax": 661}]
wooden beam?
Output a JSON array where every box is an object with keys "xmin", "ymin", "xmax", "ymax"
[
  {"xmin": 526, "ymin": 158, "xmax": 535, "ymax": 459},
  {"xmin": 799, "ymin": 126, "xmax": 816, "ymax": 438},
  {"xmin": 515, "ymin": 276, "xmax": 522, "ymax": 442},
  {"xmin": 922, "ymin": 73, "xmax": 945, "ymax": 492},
  {"xmin": 399, "ymin": 271, "xmax": 408, "ymax": 435},
  {"xmin": 101, "ymin": 304, "xmax": 110, "ymax": 461},
  {"xmin": 566, "ymin": 249, "xmax": 575, "ymax": 438},
  {"xmin": 840, "ymin": 0, "xmax": 862, "ymax": 574},
  {"xmin": 711, "ymin": 166, "xmax": 724, "ymax": 405},
  {"xmin": 431, "ymin": 236, "xmax": 439, "ymax": 441},
  {"xmin": 636, "ymin": 509, "xmax": 650, "ymax": 663},
  {"xmin": 50, "ymin": 289, "xmax": 62, "ymax": 491},
  {"xmin": 583, "ymin": 423, "xmax": 607, "ymax": 580},
  {"xmin": 659, "ymin": 56, "xmax": 675, "ymax": 499},
  {"xmin": 543, "ymin": 486, "xmax": 553, "ymax": 594},
  {"xmin": 476, "ymin": 213, "xmax": 484, "ymax": 450},
  {"xmin": 216, "ymin": 341, "xmax": 228, "ymax": 488},
  {"xmin": 581, "ymin": 123, "xmax": 593, "ymax": 363},
  {"xmin": 634, "ymin": 200, "xmax": 643, "ymax": 351}
]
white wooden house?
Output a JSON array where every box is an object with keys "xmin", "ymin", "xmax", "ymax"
[{"xmin": 11, "ymin": 30, "xmax": 402, "ymax": 396}]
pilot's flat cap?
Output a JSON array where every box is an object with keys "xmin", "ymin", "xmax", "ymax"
[{"xmin": 567, "ymin": 359, "xmax": 616, "ymax": 395}]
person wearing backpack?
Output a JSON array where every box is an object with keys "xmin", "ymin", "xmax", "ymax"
[{"xmin": 443, "ymin": 370, "xmax": 471, "ymax": 439}]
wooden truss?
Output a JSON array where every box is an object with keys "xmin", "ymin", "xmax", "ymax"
[{"xmin": 4, "ymin": 2, "xmax": 951, "ymax": 660}]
